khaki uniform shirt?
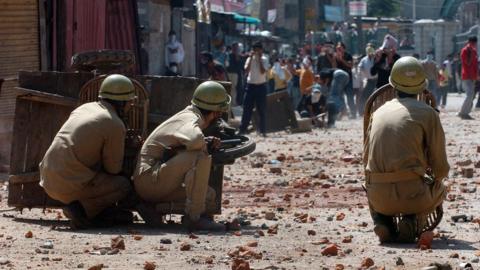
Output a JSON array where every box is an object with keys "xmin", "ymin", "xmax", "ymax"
[
  {"xmin": 364, "ymin": 98, "xmax": 449, "ymax": 179},
  {"xmin": 134, "ymin": 105, "xmax": 207, "ymax": 178},
  {"xmin": 40, "ymin": 101, "xmax": 126, "ymax": 196},
  {"xmin": 364, "ymin": 98, "xmax": 449, "ymax": 215}
]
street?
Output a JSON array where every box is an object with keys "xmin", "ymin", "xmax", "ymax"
[{"xmin": 0, "ymin": 93, "xmax": 479, "ymax": 269}]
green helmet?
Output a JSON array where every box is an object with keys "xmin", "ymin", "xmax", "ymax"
[
  {"xmin": 389, "ymin": 56, "xmax": 427, "ymax": 94},
  {"xmin": 98, "ymin": 74, "xmax": 136, "ymax": 101},
  {"xmin": 191, "ymin": 81, "xmax": 231, "ymax": 112}
]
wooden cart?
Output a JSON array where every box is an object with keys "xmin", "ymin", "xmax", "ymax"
[{"xmin": 8, "ymin": 71, "xmax": 254, "ymax": 216}]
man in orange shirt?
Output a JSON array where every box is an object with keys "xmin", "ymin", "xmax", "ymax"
[{"xmin": 299, "ymin": 57, "xmax": 314, "ymax": 95}]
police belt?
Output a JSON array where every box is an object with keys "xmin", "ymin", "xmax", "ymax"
[{"xmin": 366, "ymin": 170, "xmax": 427, "ymax": 184}]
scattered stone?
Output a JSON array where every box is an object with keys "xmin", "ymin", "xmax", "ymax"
[
  {"xmin": 276, "ymin": 154, "xmax": 286, "ymax": 161},
  {"xmin": 189, "ymin": 233, "xmax": 199, "ymax": 239},
  {"xmin": 231, "ymin": 258, "xmax": 250, "ymax": 270},
  {"xmin": 450, "ymin": 253, "xmax": 459, "ymax": 258},
  {"xmin": 25, "ymin": 231, "xmax": 33, "ymax": 238},
  {"xmin": 252, "ymin": 189, "xmax": 266, "ymax": 197},
  {"xmin": 160, "ymin": 238, "xmax": 172, "ymax": 244},
  {"xmin": 452, "ymin": 215, "xmax": 473, "ymax": 223},
  {"xmin": 180, "ymin": 242, "xmax": 191, "ymax": 251},
  {"xmin": 0, "ymin": 258, "xmax": 9, "ymax": 265},
  {"xmin": 77, "ymin": 263, "xmax": 85, "ymax": 268},
  {"xmin": 88, "ymin": 264, "xmax": 104, "ymax": 270},
  {"xmin": 321, "ymin": 244, "xmax": 338, "ymax": 256},
  {"xmin": 342, "ymin": 236, "xmax": 352, "ymax": 243},
  {"xmin": 417, "ymin": 231, "xmax": 434, "ymax": 250},
  {"xmin": 341, "ymin": 155, "xmax": 355, "ymax": 162},
  {"xmin": 267, "ymin": 224, "xmax": 278, "ymax": 234},
  {"xmin": 361, "ymin": 257, "xmax": 374, "ymax": 268},
  {"xmin": 107, "ymin": 248, "xmax": 120, "ymax": 255},
  {"xmin": 205, "ymin": 256, "xmax": 214, "ymax": 264},
  {"xmin": 457, "ymin": 159, "xmax": 473, "ymax": 167},
  {"xmin": 246, "ymin": 241, "xmax": 258, "ymax": 247},
  {"xmin": 111, "ymin": 236, "xmax": 125, "ymax": 250},
  {"xmin": 307, "ymin": 230, "xmax": 316, "ymax": 236},
  {"xmin": 133, "ymin": 235, "xmax": 143, "ymax": 241},
  {"xmin": 88, "ymin": 263, "xmax": 105, "ymax": 270},
  {"xmin": 396, "ymin": 257, "xmax": 405, "ymax": 266},
  {"xmin": 41, "ymin": 240, "xmax": 54, "ymax": 249},
  {"xmin": 251, "ymin": 162, "xmax": 264, "ymax": 168},
  {"xmin": 336, "ymin": 212, "xmax": 345, "ymax": 221},
  {"xmin": 144, "ymin": 261, "xmax": 156, "ymax": 270},
  {"xmin": 273, "ymin": 179, "xmax": 288, "ymax": 187},
  {"xmin": 265, "ymin": 212, "xmax": 276, "ymax": 220},
  {"xmin": 269, "ymin": 167, "xmax": 282, "ymax": 174},
  {"xmin": 461, "ymin": 167, "xmax": 474, "ymax": 178},
  {"xmin": 335, "ymin": 264, "xmax": 345, "ymax": 270}
]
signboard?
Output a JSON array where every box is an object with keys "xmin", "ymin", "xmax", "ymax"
[
  {"xmin": 267, "ymin": 9, "xmax": 276, "ymax": 23},
  {"xmin": 349, "ymin": 1, "xmax": 367, "ymax": 16},
  {"xmin": 324, "ymin": 5, "xmax": 343, "ymax": 22},
  {"xmin": 197, "ymin": 0, "xmax": 211, "ymax": 24}
]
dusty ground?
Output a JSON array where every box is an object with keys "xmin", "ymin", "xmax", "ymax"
[{"xmin": 1, "ymin": 94, "xmax": 480, "ymax": 269}]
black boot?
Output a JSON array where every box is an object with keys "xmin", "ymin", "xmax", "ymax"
[
  {"xmin": 396, "ymin": 215, "xmax": 417, "ymax": 243},
  {"xmin": 370, "ymin": 210, "xmax": 395, "ymax": 243},
  {"xmin": 182, "ymin": 215, "xmax": 225, "ymax": 232},
  {"xmin": 91, "ymin": 207, "xmax": 134, "ymax": 228},
  {"xmin": 63, "ymin": 201, "xmax": 92, "ymax": 230},
  {"xmin": 135, "ymin": 202, "xmax": 164, "ymax": 226}
]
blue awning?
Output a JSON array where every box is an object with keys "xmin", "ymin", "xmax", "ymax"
[{"xmin": 233, "ymin": 13, "xmax": 260, "ymax": 25}]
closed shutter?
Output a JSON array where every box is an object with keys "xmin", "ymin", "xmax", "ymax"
[
  {"xmin": 0, "ymin": 0, "xmax": 39, "ymax": 116},
  {"xmin": 0, "ymin": 0, "xmax": 40, "ymax": 170}
]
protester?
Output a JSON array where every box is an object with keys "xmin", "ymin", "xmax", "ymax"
[
  {"xmin": 421, "ymin": 51, "xmax": 440, "ymax": 107},
  {"xmin": 458, "ymin": 36, "xmax": 478, "ymax": 120},
  {"xmin": 335, "ymin": 42, "xmax": 356, "ymax": 118},
  {"xmin": 438, "ymin": 63, "xmax": 449, "ymax": 109},
  {"xmin": 358, "ymin": 45, "xmax": 378, "ymax": 115},
  {"xmin": 371, "ymin": 34, "xmax": 401, "ymax": 89},
  {"xmin": 269, "ymin": 58, "xmax": 292, "ymax": 92},
  {"xmin": 286, "ymin": 57, "xmax": 302, "ymax": 110},
  {"xmin": 352, "ymin": 56, "xmax": 363, "ymax": 116},
  {"xmin": 318, "ymin": 68, "xmax": 350, "ymax": 128},
  {"xmin": 298, "ymin": 57, "xmax": 315, "ymax": 111},
  {"xmin": 226, "ymin": 43, "xmax": 244, "ymax": 106},
  {"xmin": 239, "ymin": 41, "xmax": 269, "ymax": 136},
  {"xmin": 316, "ymin": 41, "xmax": 337, "ymax": 72},
  {"xmin": 165, "ymin": 30, "xmax": 185, "ymax": 75},
  {"xmin": 199, "ymin": 51, "xmax": 228, "ymax": 81}
]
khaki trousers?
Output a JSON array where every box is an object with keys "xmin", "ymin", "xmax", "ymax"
[
  {"xmin": 44, "ymin": 173, "xmax": 131, "ymax": 219},
  {"xmin": 134, "ymin": 150, "xmax": 214, "ymax": 220},
  {"xmin": 366, "ymin": 174, "xmax": 445, "ymax": 216}
]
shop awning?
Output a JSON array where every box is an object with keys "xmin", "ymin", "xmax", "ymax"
[{"xmin": 233, "ymin": 13, "xmax": 260, "ymax": 25}]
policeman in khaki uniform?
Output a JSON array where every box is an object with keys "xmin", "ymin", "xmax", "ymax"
[
  {"xmin": 133, "ymin": 81, "xmax": 230, "ymax": 231},
  {"xmin": 40, "ymin": 74, "xmax": 135, "ymax": 229},
  {"xmin": 364, "ymin": 57, "xmax": 450, "ymax": 243}
]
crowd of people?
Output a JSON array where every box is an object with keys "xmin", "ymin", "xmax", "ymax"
[
  {"xmin": 187, "ymin": 32, "xmax": 480, "ymax": 134},
  {"xmin": 195, "ymin": 34, "xmax": 404, "ymax": 132}
]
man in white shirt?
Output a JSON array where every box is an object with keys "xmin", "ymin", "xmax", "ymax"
[
  {"xmin": 165, "ymin": 30, "xmax": 185, "ymax": 75},
  {"xmin": 358, "ymin": 45, "xmax": 378, "ymax": 115},
  {"xmin": 239, "ymin": 41, "xmax": 270, "ymax": 136}
]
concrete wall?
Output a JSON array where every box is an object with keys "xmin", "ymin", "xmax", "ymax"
[
  {"xmin": 414, "ymin": 19, "xmax": 460, "ymax": 62},
  {"xmin": 400, "ymin": 0, "xmax": 444, "ymax": 20},
  {"xmin": 138, "ymin": 0, "xmax": 171, "ymax": 75}
]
